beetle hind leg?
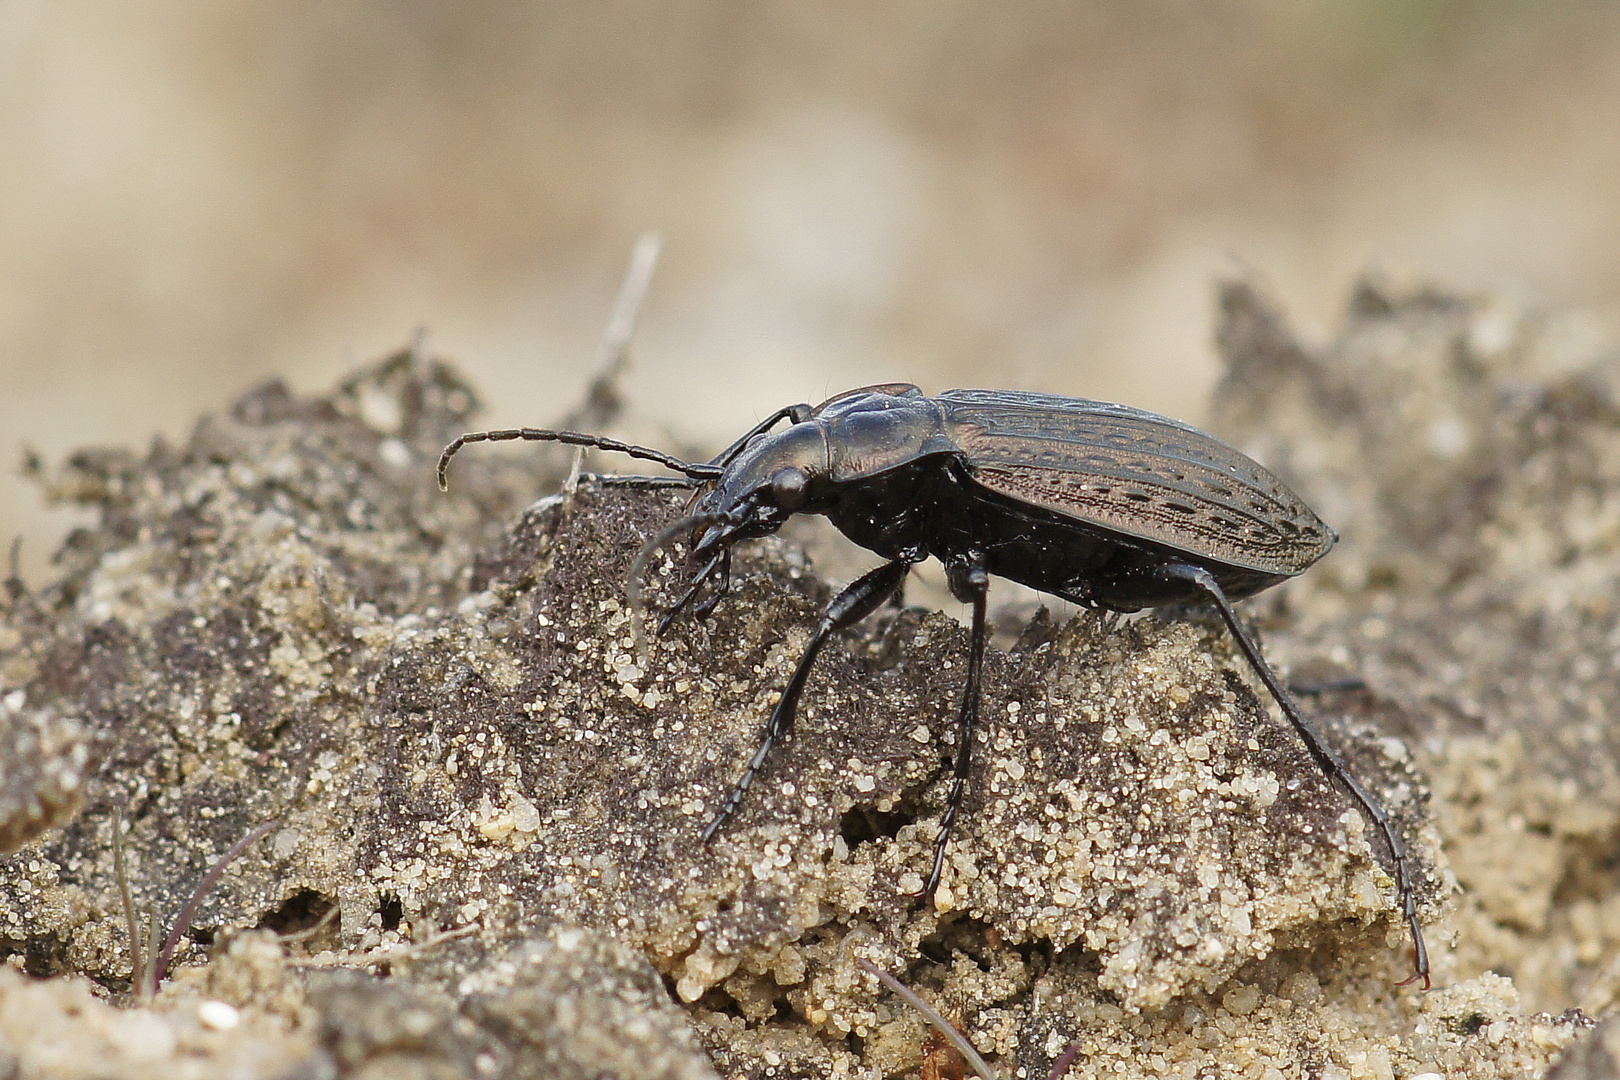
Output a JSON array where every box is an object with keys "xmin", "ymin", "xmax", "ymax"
[{"xmin": 1162, "ymin": 561, "xmax": 1430, "ymax": 989}]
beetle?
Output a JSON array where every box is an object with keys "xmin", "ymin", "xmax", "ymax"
[{"xmin": 438, "ymin": 383, "xmax": 1428, "ymax": 987}]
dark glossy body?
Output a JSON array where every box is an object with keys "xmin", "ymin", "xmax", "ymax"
[{"xmin": 694, "ymin": 384, "xmax": 1332, "ymax": 608}]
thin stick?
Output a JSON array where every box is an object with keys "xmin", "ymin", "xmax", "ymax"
[
  {"xmin": 151, "ymin": 819, "xmax": 279, "ymax": 989},
  {"xmin": 857, "ymin": 958, "xmax": 998, "ymax": 1080},
  {"xmin": 565, "ymin": 231, "xmax": 663, "ymax": 433},
  {"xmin": 275, "ymin": 901, "xmax": 341, "ymax": 946},
  {"xmin": 567, "ymin": 233, "xmax": 654, "ymax": 495},
  {"xmin": 288, "ymin": 923, "xmax": 477, "ymax": 969},
  {"xmin": 4, "ymin": 536, "xmax": 25, "ymax": 604},
  {"xmin": 142, "ymin": 908, "xmax": 163, "ymax": 1000},
  {"xmin": 564, "ymin": 232, "xmax": 665, "ymax": 493},
  {"xmin": 406, "ymin": 326, "xmax": 430, "ymax": 368}
]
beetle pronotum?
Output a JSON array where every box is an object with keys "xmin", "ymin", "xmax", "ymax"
[{"xmin": 439, "ymin": 383, "xmax": 1429, "ymax": 986}]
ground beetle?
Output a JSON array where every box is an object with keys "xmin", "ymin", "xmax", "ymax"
[{"xmin": 439, "ymin": 383, "xmax": 1428, "ymax": 987}]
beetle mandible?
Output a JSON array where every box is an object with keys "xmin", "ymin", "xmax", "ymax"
[{"xmin": 438, "ymin": 383, "xmax": 1429, "ymax": 987}]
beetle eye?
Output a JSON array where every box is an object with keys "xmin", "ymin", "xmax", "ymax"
[{"xmin": 770, "ymin": 467, "xmax": 808, "ymax": 510}]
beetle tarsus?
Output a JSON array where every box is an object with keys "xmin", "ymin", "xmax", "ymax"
[
  {"xmin": 658, "ymin": 550, "xmax": 730, "ymax": 634},
  {"xmin": 687, "ymin": 549, "xmax": 733, "ymax": 623}
]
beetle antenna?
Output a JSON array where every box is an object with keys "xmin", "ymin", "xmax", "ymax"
[
  {"xmin": 438, "ymin": 428, "xmax": 723, "ymax": 490},
  {"xmin": 626, "ymin": 510, "xmax": 735, "ymax": 665}
]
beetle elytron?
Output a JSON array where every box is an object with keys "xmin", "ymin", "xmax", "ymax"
[{"xmin": 439, "ymin": 383, "xmax": 1428, "ymax": 986}]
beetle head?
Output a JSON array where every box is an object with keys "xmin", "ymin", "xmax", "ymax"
[
  {"xmin": 686, "ymin": 420, "xmax": 831, "ymax": 561},
  {"xmin": 621, "ymin": 420, "xmax": 831, "ymax": 645},
  {"xmin": 684, "ymin": 384, "xmax": 932, "ymax": 544}
]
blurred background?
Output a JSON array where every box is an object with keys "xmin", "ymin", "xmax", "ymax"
[{"xmin": 4, "ymin": 1, "xmax": 1620, "ymax": 582}]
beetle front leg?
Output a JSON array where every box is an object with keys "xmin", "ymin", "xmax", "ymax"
[
  {"xmin": 688, "ymin": 548, "xmax": 733, "ymax": 621},
  {"xmin": 924, "ymin": 555, "xmax": 989, "ymax": 896},
  {"xmin": 657, "ymin": 549, "xmax": 731, "ymax": 635},
  {"xmin": 701, "ymin": 557, "xmax": 915, "ymax": 844}
]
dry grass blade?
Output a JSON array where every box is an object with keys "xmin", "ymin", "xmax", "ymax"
[
  {"xmin": 563, "ymin": 231, "xmax": 663, "ymax": 437},
  {"xmin": 856, "ymin": 957, "xmax": 998, "ymax": 1080},
  {"xmin": 288, "ymin": 923, "xmax": 477, "ymax": 968},
  {"xmin": 148, "ymin": 818, "xmax": 279, "ymax": 995},
  {"xmin": 112, "ymin": 807, "xmax": 144, "ymax": 993}
]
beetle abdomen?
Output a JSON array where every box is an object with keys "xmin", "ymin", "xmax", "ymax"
[{"xmin": 938, "ymin": 389, "xmax": 1333, "ymax": 577}]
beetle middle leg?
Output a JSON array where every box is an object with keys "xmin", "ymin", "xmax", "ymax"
[
  {"xmin": 701, "ymin": 556, "xmax": 915, "ymax": 844},
  {"xmin": 923, "ymin": 554, "xmax": 989, "ymax": 896},
  {"xmin": 1161, "ymin": 561, "xmax": 1430, "ymax": 988}
]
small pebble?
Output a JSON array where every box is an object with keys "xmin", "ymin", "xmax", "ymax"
[{"xmin": 197, "ymin": 1000, "xmax": 241, "ymax": 1031}]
